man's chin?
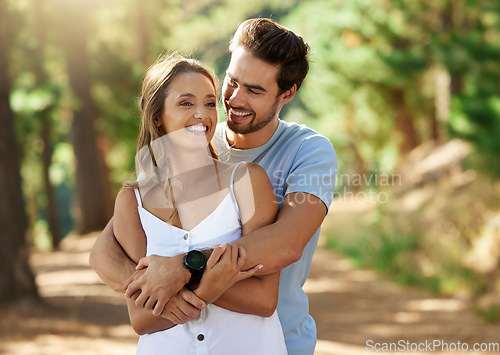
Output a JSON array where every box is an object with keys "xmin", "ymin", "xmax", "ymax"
[{"xmin": 226, "ymin": 121, "xmax": 249, "ymax": 135}]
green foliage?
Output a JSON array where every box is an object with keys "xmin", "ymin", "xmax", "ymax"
[
  {"xmin": 479, "ymin": 306, "xmax": 500, "ymax": 323},
  {"xmin": 5, "ymin": 0, "xmax": 500, "ymax": 260},
  {"xmin": 324, "ymin": 205, "xmax": 486, "ymax": 296},
  {"xmin": 326, "ymin": 207, "xmax": 420, "ymax": 280}
]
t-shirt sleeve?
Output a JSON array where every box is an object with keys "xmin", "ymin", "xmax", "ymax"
[{"xmin": 285, "ymin": 134, "xmax": 337, "ymax": 211}]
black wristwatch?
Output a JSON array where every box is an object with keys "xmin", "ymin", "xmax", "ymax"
[{"xmin": 184, "ymin": 250, "xmax": 207, "ymax": 283}]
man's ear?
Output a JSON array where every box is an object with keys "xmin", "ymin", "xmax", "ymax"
[{"xmin": 280, "ymin": 84, "xmax": 297, "ymax": 105}]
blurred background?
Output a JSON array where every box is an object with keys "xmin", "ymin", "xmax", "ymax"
[{"xmin": 1, "ymin": 0, "xmax": 500, "ymax": 353}]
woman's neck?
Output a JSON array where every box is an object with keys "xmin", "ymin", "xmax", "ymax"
[{"xmin": 165, "ymin": 146, "xmax": 215, "ymax": 187}]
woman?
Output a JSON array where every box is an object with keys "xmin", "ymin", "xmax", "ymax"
[{"xmin": 112, "ymin": 54, "xmax": 287, "ymax": 354}]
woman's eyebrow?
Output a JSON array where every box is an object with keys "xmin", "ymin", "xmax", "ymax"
[{"xmin": 176, "ymin": 93, "xmax": 217, "ymax": 99}]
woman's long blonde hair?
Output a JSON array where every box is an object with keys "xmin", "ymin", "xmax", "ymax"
[{"xmin": 125, "ymin": 53, "xmax": 219, "ymax": 224}]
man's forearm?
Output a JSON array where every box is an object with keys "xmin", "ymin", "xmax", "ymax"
[
  {"xmin": 233, "ymin": 222, "xmax": 298, "ymax": 275},
  {"xmin": 234, "ymin": 193, "xmax": 328, "ymax": 275},
  {"xmin": 89, "ymin": 218, "xmax": 136, "ymax": 292},
  {"xmin": 213, "ymin": 274, "xmax": 279, "ymax": 317}
]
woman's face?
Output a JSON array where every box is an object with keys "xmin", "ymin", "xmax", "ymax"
[{"xmin": 158, "ymin": 71, "xmax": 218, "ymax": 150}]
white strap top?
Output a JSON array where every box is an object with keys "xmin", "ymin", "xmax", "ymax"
[
  {"xmin": 134, "ymin": 162, "xmax": 244, "ymax": 256},
  {"xmin": 135, "ymin": 160, "xmax": 288, "ymax": 355}
]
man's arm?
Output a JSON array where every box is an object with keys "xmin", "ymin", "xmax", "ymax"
[
  {"xmin": 129, "ymin": 193, "xmax": 325, "ymax": 318},
  {"xmin": 213, "ymin": 192, "xmax": 326, "ymax": 312},
  {"xmin": 89, "ymin": 218, "xmax": 136, "ymax": 292},
  {"xmin": 232, "ymin": 192, "xmax": 327, "ymax": 274}
]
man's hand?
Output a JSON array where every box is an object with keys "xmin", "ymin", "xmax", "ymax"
[
  {"xmin": 122, "ymin": 268, "xmax": 146, "ymax": 298},
  {"xmin": 160, "ymin": 288, "xmax": 206, "ymax": 324},
  {"xmin": 124, "ymin": 254, "xmax": 191, "ymax": 316}
]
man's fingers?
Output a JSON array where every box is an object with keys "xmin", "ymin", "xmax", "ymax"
[
  {"xmin": 237, "ymin": 245, "xmax": 247, "ymax": 269},
  {"xmin": 238, "ymin": 264, "xmax": 263, "ymax": 281},
  {"xmin": 164, "ymin": 309, "xmax": 184, "ymax": 324},
  {"xmin": 152, "ymin": 299, "xmax": 167, "ymax": 317},
  {"xmin": 123, "ymin": 268, "xmax": 146, "ymax": 295},
  {"xmin": 129, "ymin": 289, "xmax": 141, "ymax": 301},
  {"xmin": 125, "ymin": 280, "xmax": 141, "ymax": 299},
  {"xmin": 206, "ymin": 243, "xmax": 226, "ymax": 269},
  {"xmin": 161, "ymin": 296, "xmax": 195, "ymax": 324},
  {"xmin": 144, "ymin": 296, "xmax": 158, "ymax": 311},
  {"xmin": 172, "ymin": 305, "xmax": 192, "ymax": 324},
  {"xmin": 136, "ymin": 256, "xmax": 150, "ymax": 270},
  {"xmin": 122, "ymin": 274, "xmax": 135, "ymax": 293},
  {"xmin": 134, "ymin": 289, "xmax": 150, "ymax": 308},
  {"xmin": 230, "ymin": 244, "xmax": 239, "ymax": 264},
  {"xmin": 181, "ymin": 289, "xmax": 206, "ymax": 309},
  {"xmin": 176, "ymin": 300, "xmax": 200, "ymax": 320}
]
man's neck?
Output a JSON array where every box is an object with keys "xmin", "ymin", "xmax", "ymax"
[{"xmin": 225, "ymin": 119, "xmax": 279, "ymax": 149}]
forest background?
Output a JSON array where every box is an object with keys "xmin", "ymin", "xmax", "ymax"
[{"xmin": 1, "ymin": 0, "xmax": 500, "ymax": 323}]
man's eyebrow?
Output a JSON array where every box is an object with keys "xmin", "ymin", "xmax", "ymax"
[{"xmin": 226, "ymin": 72, "xmax": 268, "ymax": 93}]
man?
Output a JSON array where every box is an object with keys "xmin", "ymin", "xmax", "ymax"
[{"xmin": 90, "ymin": 18, "xmax": 337, "ymax": 355}]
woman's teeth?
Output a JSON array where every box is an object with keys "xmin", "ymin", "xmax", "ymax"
[{"xmin": 186, "ymin": 124, "xmax": 207, "ymax": 132}]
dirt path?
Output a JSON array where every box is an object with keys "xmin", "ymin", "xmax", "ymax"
[
  {"xmin": 308, "ymin": 248, "xmax": 500, "ymax": 354},
  {"xmin": 1, "ymin": 231, "xmax": 499, "ymax": 354}
]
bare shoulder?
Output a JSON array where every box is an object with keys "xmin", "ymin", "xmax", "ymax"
[
  {"xmin": 114, "ymin": 187, "xmax": 142, "ymax": 223},
  {"xmin": 233, "ymin": 162, "xmax": 277, "ymax": 215},
  {"xmin": 231, "ymin": 162, "xmax": 278, "ymax": 233},
  {"xmin": 113, "ymin": 186, "xmax": 147, "ymax": 262},
  {"xmin": 233, "ymin": 161, "xmax": 269, "ymax": 185},
  {"xmin": 115, "ymin": 187, "xmax": 138, "ymax": 210}
]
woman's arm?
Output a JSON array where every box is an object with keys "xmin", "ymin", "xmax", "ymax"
[{"xmin": 195, "ymin": 163, "xmax": 281, "ymax": 317}]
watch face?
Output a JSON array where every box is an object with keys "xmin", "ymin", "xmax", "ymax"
[{"xmin": 186, "ymin": 250, "xmax": 206, "ymax": 270}]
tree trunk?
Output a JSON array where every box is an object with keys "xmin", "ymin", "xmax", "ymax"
[
  {"xmin": 392, "ymin": 88, "xmax": 418, "ymax": 155},
  {"xmin": 0, "ymin": 0, "xmax": 39, "ymax": 305},
  {"xmin": 34, "ymin": 0, "xmax": 62, "ymax": 248},
  {"xmin": 135, "ymin": 0, "xmax": 150, "ymax": 66},
  {"xmin": 61, "ymin": 3, "xmax": 112, "ymax": 234},
  {"xmin": 41, "ymin": 120, "xmax": 62, "ymax": 247}
]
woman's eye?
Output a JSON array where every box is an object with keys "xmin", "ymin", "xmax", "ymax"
[
  {"xmin": 180, "ymin": 101, "xmax": 193, "ymax": 106},
  {"xmin": 206, "ymin": 101, "xmax": 216, "ymax": 107}
]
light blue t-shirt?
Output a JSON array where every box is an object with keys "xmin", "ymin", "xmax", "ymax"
[{"xmin": 213, "ymin": 120, "xmax": 337, "ymax": 355}]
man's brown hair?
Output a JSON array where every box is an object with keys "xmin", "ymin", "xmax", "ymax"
[{"xmin": 229, "ymin": 18, "xmax": 310, "ymax": 95}]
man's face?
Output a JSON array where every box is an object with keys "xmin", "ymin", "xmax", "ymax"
[{"xmin": 222, "ymin": 47, "xmax": 282, "ymax": 135}]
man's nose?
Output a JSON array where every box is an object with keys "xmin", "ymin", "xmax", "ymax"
[{"xmin": 228, "ymin": 87, "xmax": 245, "ymax": 108}]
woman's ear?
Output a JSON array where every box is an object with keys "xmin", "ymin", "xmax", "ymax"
[{"xmin": 154, "ymin": 117, "xmax": 161, "ymax": 128}]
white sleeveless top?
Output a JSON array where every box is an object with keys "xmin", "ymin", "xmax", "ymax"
[{"xmin": 134, "ymin": 162, "xmax": 287, "ymax": 355}]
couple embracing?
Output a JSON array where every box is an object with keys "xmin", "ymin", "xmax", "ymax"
[{"xmin": 90, "ymin": 18, "xmax": 337, "ymax": 355}]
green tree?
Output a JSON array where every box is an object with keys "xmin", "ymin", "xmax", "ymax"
[
  {"xmin": 0, "ymin": 0, "xmax": 38, "ymax": 305},
  {"xmin": 58, "ymin": 1, "xmax": 113, "ymax": 233}
]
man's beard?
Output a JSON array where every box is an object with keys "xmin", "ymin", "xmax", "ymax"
[{"xmin": 226, "ymin": 98, "xmax": 279, "ymax": 135}]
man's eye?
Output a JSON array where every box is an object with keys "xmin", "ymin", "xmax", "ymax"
[{"xmin": 249, "ymin": 89, "xmax": 260, "ymax": 95}]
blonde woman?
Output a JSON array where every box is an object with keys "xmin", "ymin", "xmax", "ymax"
[{"xmin": 111, "ymin": 54, "xmax": 286, "ymax": 354}]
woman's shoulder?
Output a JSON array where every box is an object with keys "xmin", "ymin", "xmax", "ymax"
[
  {"xmin": 115, "ymin": 187, "xmax": 139, "ymax": 209},
  {"xmin": 231, "ymin": 162, "xmax": 274, "ymax": 198},
  {"xmin": 220, "ymin": 161, "xmax": 267, "ymax": 180}
]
